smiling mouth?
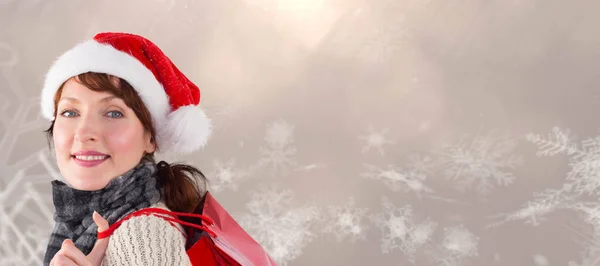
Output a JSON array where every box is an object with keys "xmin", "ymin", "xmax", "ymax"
[{"xmin": 71, "ymin": 155, "xmax": 111, "ymax": 161}]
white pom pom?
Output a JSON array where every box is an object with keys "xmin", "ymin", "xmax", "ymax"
[{"xmin": 156, "ymin": 105, "xmax": 212, "ymax": 155}]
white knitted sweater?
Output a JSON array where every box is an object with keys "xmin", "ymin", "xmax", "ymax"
[{"xmin": 101, "ymin": 202, "xmax": 192, "ymax": 266}]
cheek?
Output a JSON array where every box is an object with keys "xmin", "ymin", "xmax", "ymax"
[
  {"xmin": 105, "ymin": 122, "xmax": 146, "ymax": 154},
  {"xmin": 52, "ymin": 122, "xmax": 74, "ymax": 156}
]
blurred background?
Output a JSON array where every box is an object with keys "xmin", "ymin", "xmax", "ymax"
[{"xmin": 2, "ymin": 0, "xmax": 600, "ymax": 265}]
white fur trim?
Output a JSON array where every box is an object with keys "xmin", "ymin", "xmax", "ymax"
[
  {"xmin": 41, "ymin": 40, "xmax": 170, "ymax": 130},
  {"xmin": 41, "ymin": 40, "xmax": 167, "ymax": 152},
  {"xmin": 158, "ymin": 105, "xmax": 212, "ymax": 154},
  {"xmin": 40, "ymin": 40, "xmax": 211, "ymax": 154}
]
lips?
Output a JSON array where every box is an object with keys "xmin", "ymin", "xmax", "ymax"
[
  {"xmin": 73, "ymin": 155, "xmax": 109, "ymax": 161},
  {"xmin": 71, "ymin": 151, "xmax": 110, "ymax": 167}
]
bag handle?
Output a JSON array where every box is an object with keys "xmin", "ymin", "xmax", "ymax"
[{"xmin": 98, "ymin": 208, "xmax": 217, "ymax": 239}]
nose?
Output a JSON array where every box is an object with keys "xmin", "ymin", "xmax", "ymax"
[{"xmin": 74, "ymin": 116, "xmax": 99, "ymax": 143}]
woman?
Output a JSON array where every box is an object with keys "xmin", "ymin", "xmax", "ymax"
[{"xmin": 41, "ymin": 32, "xmax": 212, "ymax": 265}]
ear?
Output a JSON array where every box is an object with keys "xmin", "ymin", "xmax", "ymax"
[{"xmin": 144, "ymin": 132, "xmax": 156, "ymax": 154}]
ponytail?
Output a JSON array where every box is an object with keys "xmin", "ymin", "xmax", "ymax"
[{"xmin": 155, "ymin": 160, "xmax": 208, "ymax": 213}]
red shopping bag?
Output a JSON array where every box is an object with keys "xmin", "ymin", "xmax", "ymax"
[{"xmin": 98, "ymin": 191, "xmax": 277, "ymax": 266}]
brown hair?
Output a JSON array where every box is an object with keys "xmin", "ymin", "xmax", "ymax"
[{"xmin": 44, "ymin": 72, "xmax": 208, "ymax": 213}]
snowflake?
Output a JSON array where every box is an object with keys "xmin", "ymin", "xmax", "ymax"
[
  {"xmin": 236, "ymin": 186, "xmax": 320, "ymax": 265},
  {"xmin": 437, "ymin": 130, "xmax": 523, "ymax": 195},
  {"xmin": 214, "ymin": 101, "xmax": 244, "ymax": 120},
  {"xmin": 264, "ymin": 119, "xmax": 295, "ymax": 147},
  {"xmin": 0, "ymin": 177, "xmax": 53, "ymax": 266},
  {"xmin": 486, "ymin": 188, "xmax": 572, "ymax": 228},
  {"xmin": 207, "ymin": 158, "xmax": 248, "ymax": 193},
  {"xmin": 406, "ymin": 154, "xmax": 438, "ymax": 175},
  {"xmin": 425, "ymin": 224, "xmax": 479, "ymax": 266},
  {"xmin": 358, "ymin": 125, "xmax": 396, "ymax": 156},
  {"xmin": 361, "ymin": 163, "xmax": 433, "ymax": 197},
  {"xmin": 532, "ymin": 254, "xmax": 550, "ymax": 266},
  {"xmin": 209, "ymin": 93, "xmax": 252, "ymax": 128},
  {"xmin": 341, "ymin": 3, "xmax": 407, "ymax": 65},
  {"xmin": 526, "ymin": 126, "xmax": 577, "ymax": 156},
  {"xmin": 258, "ymin": 120, "xmax": 297, "ymax": 176},
  {"xmin": 0, "ymin": 49, "xmax": 55, "ymax": 265},
  {"xmin": 357, "ymin": 26, "xmax": 405, "ymax": 64},
  {"xmin": 370, "ymin": 197, "xmax": 437, "ymax": 262},
  {"xmin": 566, "ymin": 222, "xmax": 600, "ymax": 266},
  {"xmin": 567, "ymin": 139, "xmax": 600, "ymax": 196},
  {"xmin": 440, "ymin": 225, "xmax": 479, "ymax": 259},
  {"xmin": 575, "ymin": 204, "xmax": 600, "ymax": 230},
  {"xmin": 411, "ymin": 218, "xmax": 438, "ymax": 250},
  {"xmin": 321, "ymin": 197, "xmax": 369, "ymax": 243},
  {"xmin": 293, "ymin": 163, "xmax": 327, "ymax": 172},
  {"xmin": 492, "ymin": 128, "xmax": 600, "ymax": 228},
  {"xmin": 528, "ymin": 127, "xmax": 600, "ymax": 196}
]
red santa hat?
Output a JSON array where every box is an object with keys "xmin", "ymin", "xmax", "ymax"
[{"xmin": 41, "ymin": 32, "xmax": 211, "ymax": 155}]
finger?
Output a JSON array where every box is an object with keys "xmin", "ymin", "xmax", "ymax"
[
  {"xmin": 59, "ymin": 239, "xmax": 91, "ymax": 266},
  {"xmin": 93, "ymin": 210, "xmax": 109, "ymax": 231},
  {"xmin": 87, "ymin": 211, "xmax": 110, "ymax": 265},
  {"xmin": 50, "ymin": 254, "xmax": 79, "ymax": 266}
]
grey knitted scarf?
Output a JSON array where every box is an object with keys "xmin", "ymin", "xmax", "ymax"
[{"xmin": 43, "ymin": 159, "xmax": 161, "ymax": 266}]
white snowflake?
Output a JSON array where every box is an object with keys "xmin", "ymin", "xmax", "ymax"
[
  {"xmin": 207, "ymin": 158, "xmax": 248, "ymax": 193},
  {"xmin": 437, "ymin": 130, "xmax": 522, "ymax": 195},
  {"xmin": 492, "ymin": 128, "xmax": 600, "ymax": 227},
  {"xmin": 358, "ymin": 125, "xmax": 396, "ymax": 156},
  {"xmin": 340, "ymin": 2, "xmax": 407, "ymax": 64},
  {"xmin": 567, "ymin": 140, "xmax": 600, "ymax": 196},
  {"xmin": 426, "ymin": 224, "xmax": 479, "ymax": 266},
  {"xmin": 370, "ymin": 196, "xmax": 437, "ymax": 262},
  {"xmin": 321, "ymin": 197, "xmax": 369, "ymax": 243},
  {"xmin": 486, "ymin": 188, "xmax": 571, "ymax": 228},
  {"xmin": 322, "ymin": 0, "xmax": 421, "ymax": 64},
  {"xmin": 406, "ymin": 154, "xmax": 438, "ymax": 174},
  {"xmin": 213, "ymin": 101, "xmax": 245, "ymax": 120},
  {"xmin": 293, "ymin": 163, "xmax": 327, "ymax": 172},
  {"xmin": 528, "ymin": 127, "xmax": 600, "ymax": 196},
  {"xmin": 236, "ymin": 186, "xmax": 320, "ymax": 265},
  {"xmin": 258, "ymin": 120, "xmax": 297, "ymax": 176},
  {"xmin": 361, "ymin": 163, "xmax": 433, "ymax": 197},
  {"xmin": 566, "ymin": 222, "xmax": 600, "ymax": 266},
  {"xmin": 440, "ymin": 225, "xmax": 479, "ymax": 259},
  {"xmin": 487, "ymin": 186, "xmax": 573, "ymax": 228},
  {"xmin": 208, "ymin": 93, "xmax": 252, "ymax": 129},
  {"xmin": 264, "ymin": 119, "xmax": 295, "ymax": 147},
  {"xmin": 357, "ymin": 24, "xmax": 406, "ymax": 64},
  {"xmin": 575, "ymin": 204, "xmax": 600, "ymax": 230},
  {"xmin": 532, "ymin": 254, "xmax": 550, "ymax": 266},
  {"xmin": 0, "ymin": 54, "xmax": 55, "ymax": 265},
  {"xmin": 526, "ymin": 126, "xmax": 577, "ymax": 157},
  {"xmin": 0, "ymin": 175, "xmax": 53, "ymax": 266}
]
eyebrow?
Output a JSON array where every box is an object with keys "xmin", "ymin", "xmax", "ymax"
[{"xmin": 58, "ymin": 96, "xmax": 120, "ymax": 104}]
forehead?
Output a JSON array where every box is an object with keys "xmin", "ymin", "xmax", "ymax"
[{"xmin": 58, "ymin": 78, "xmax": 117, "ymax": 102}]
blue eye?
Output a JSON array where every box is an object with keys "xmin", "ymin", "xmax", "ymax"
[
  {"xmin": 60, "ymin": 110, "xmax": 78, "ymax": 117},
  {"xmin": 106, "ymin": 110, "xmax": 123, "ymax": 118}
]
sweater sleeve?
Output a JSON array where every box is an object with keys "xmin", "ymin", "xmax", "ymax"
[{"xmin": 101, "ymin": 211, "xmax": 192, "ymax": 266}]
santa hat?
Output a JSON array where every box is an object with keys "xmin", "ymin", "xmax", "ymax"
[{"xmin": 40, "ymin": 32, "xmax": 211, "ymax": 155}]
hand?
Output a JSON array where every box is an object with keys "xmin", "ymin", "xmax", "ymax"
[{"xmin": 50, "ymin": 211, "xmax": 110, "ymax": 266}]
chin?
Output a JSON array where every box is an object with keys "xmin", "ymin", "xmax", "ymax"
[
  {"xmin": 66, "ymin": 174, "xmax": 112, "ymax": 191},
  {"xmin": 70, "ymin": 182, "xmax": 107, "ymax": 191}
]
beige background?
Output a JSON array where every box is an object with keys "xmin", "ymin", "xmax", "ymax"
[{"xmin": 2, "ymin": 0, "xmax": 600, "ymax": 265}]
